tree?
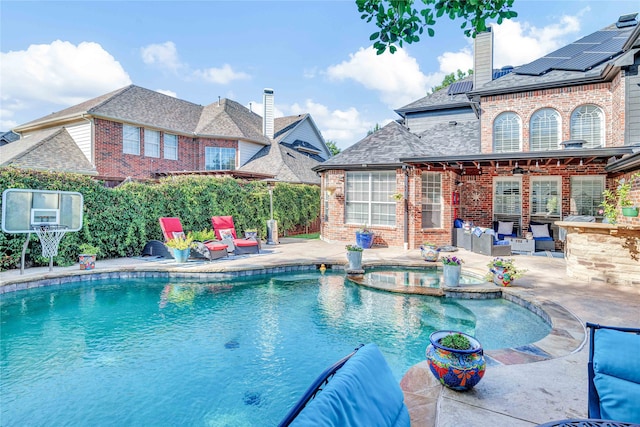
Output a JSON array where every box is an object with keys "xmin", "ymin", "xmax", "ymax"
[
  {"xmin": 325, "ymin": 140, "xmax": 341, "ymax": 156},
  {"xmin": 356, "ymin": 0, "xmax": 517, "ymax": 55},
  {"xmin": 367, "ymin": 123, "xmax": 382, "ymax": 136},
  {"xmin": 431, "ymin": 69, "xmax": 473, "ymax": 93}
]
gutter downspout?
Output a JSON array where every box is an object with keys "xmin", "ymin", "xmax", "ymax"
[
  {"xmin": 80, "ymin": 114, "xmax": 93, "ymax": 164},
  {"xmin": 403, "ymin": 165, "xmax": 409, "ymax": 250}
]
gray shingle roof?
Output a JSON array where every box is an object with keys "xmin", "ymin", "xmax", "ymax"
[
  {"xmin": 396, "ymin": 76, "xmax": 473, "ymax": 114},
  {"xmin": 415, "ymin": 119, "xmax": 480, "ymax": 155},
  {"xmin": 238, "ymin": 143, "xmax": 321, "ymax": 184},
  {"xmin": 0, "ymin": 127, "xmax": 97, "ymax": 174},
  {"xmin": 315, "ymin": 121, "xmax": 426, "ymax": 171},
  {"xmin": 196, "ymin": 98, "xmax": 269, "ymax": 143}
]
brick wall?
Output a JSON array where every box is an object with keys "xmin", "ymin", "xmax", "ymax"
[
  {"xmin": 94, "ymin": 118, "xmax": 237, "ymax": 180},
  {"xmin": 479, "ymin": 73, "xmax": 626, "ymax": 152}
]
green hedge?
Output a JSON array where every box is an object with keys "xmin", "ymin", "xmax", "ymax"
[{"xmin": 0, "ymin": 168, "xmax": 320, "ymax": 270}]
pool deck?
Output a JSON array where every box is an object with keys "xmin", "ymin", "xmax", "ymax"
[{"xmin": 1, "ymin": 238, "xmax": 639, "ymax": 426}]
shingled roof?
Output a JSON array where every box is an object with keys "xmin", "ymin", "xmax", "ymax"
[
  {"xmin": 314, "ymin": 121, "xmax": 426, "ymax": 172},
  {"xmin": 239, "ymin": 142, "xmax": 321, "ymax": 184},
  {"xmin": 0, "ymin": 127, "xmax": 97, "ymax": 175},
  {"xmin": 196, "ymin": 98, "xmax": 269, "ymax": 143}
]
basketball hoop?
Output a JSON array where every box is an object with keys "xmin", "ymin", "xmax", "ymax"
[{"xmin": 32, "ymin": 225, "xmax": 69, "ymax": 270}]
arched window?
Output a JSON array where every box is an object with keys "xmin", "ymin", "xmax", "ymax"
[
  {"xmin": 493, "ymin": 112, "xmax": 521, "ymax": 153},
  {"xmin": 530, "ymin": 108, "xmax": 561, "ymax": 151},
  {"xmin": 570, "ymin": 104, "xmax": 604, "ymax": 148}
]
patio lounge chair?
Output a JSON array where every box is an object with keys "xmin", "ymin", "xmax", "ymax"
[
  {"xmin": 158, "ymin": 217, "xmax": 228, "ymax": 260},
  {"xmin": 278, "ymin": 343, "xmax": 410, "ymax": 427},
  {"xmin": 211, "ymin": 216, "xmax": 260, "ymax": 255},
  {"xmin": 586, "ymin": 323, "xmax": 640, "ymax": 424}
]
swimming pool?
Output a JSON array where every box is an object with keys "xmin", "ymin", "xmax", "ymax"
[{"xmin": 0, "ymin": 270, "xmax": 550, "ymax": 426}]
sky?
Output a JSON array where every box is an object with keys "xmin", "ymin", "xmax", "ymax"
[{"xmin": 1, "ymin": 1, "xmax": 638, "ymax": 150}]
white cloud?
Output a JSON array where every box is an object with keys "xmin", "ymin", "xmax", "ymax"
[
  {"xmin": 141, "ymin": 41, "xmax": 182, "ymax": 72},
  {"xmin": 140, "ymin": 41, "xmax": 251, "ymax": 84},
  {"xmin": 492, "ymin": 15, "xmax": 582, "ymax": 67},
  {"xmin": 156, "ymin": 89, "xmax": 177, "ymax": 98},
  {"xmin": 192, "ymin": 64, "xmax": 250, "ymax": 84},
  {"xmin": 286, "ymin": 100, "xmax": 377, "ymax": 150},
  {"xmin": 245, "ymin": 101, "xmax": 285, "ymax": 118},
  {"xmin": 0, "ymin": 40, "xmax": 131, "ymax": 127}
]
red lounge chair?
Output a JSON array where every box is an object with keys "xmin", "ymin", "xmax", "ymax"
[
  {"xmin": 158, "ymin": 217, "xmax": 228, "ymax": 260},
  {"xmin": 211, "ymin": 216, "xmax": 260, "ymax": 255}
]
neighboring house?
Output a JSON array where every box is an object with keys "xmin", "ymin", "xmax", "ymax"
[
  {"xmin": 315, "ymin": 13, "xmax": 640, "ymax": 249},
  {"xmin": 0, "ymin": 131, "xmax": 20, "ymax": 146},
  {"xmin": 3, "ymin": 86, "xmax": 329, "ymax": 186}
]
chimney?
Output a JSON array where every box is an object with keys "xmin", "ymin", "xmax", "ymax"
[
  {"xmin": 263, "ymin": 88, "xmax": 274, "ymax": 139},
  {"xmin": 473, "ymin": 28, "xmax": 494, "ymax": 89}
]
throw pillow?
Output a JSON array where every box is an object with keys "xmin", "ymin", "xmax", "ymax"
[
  {"xmin": 497, "ymin": 221, "xmax": 514, "ymax": 236},
  {"xmin": 219, "ymin": 228, "xmax": 234, "ymax": 240},
  {"xmin": 172, "ymin": 231, "xmax": 186, "ymax": 239},
  {"xmin": 530, "ymin": 224, "xmax": 550, "ymax": 238}
]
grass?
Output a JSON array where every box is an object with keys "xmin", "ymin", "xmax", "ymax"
[{"xmin": 288, "ymin": 232, "xmax": 320, "ymax": 239}]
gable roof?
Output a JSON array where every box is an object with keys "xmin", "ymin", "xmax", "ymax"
[
  {"xmin": 196, "ymin": 98, "xmax": 269, "ymax": 144},
  {"xmin": 395, "ymin": 76, "xmax": 474, "ymax": 115},
  {"xmin": 0, "ymin": 127, "xmax": 97, "ymax": 175},
  {"xmin": 238, "ymin": 142, "xmax": 321, "ymax": 184},
  {"xmin": 314, "ymin": 121, "xmax": 425, "ymax": 172}
]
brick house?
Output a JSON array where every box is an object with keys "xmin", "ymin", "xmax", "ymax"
[
  {"xmin": 3, "ymin": 86, "xmax": 330, "ymax": 186},
  {"xmin": 315, "ymin": 13, "xmax": 640, "ymax": 250}
]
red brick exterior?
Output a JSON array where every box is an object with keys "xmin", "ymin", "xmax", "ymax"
[
  {"xmin": 320, "ymin": 70, "xmax": 632, "ymax": 249},
  {"xmin": 93, "ymin": 118, "xmax": 238, "ymax": 180}
]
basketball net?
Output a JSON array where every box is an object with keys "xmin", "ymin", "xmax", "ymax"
[{"xmin": 32, "ymin": 225, "xmax": 68, "ymax": 258}]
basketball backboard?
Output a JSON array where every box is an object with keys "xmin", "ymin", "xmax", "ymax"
[{"xmin": 2, "ymin": 189, "xmax": 83, "ymax": 233}]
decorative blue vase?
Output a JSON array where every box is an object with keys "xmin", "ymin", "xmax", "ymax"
[
  {"xmin": 426, "ymin": 331, "xmax": 485, "ymax": 391},
  {"xmin": 420, "ymin": 245, "xmax": 440, "ymax": 262},
  {"xmin": 355, "ymin": 232, "xmax": 374, "ymax": 249},
  {"xmin": 173, "ymin": 248, "xmax": 190, "ymax": 263}
]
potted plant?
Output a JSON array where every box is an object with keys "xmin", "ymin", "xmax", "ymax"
[
  {"xmin": 345, "ymin": 244, "xmax": 364, "ymax": 270},
  {"xmin": 78, "ymin": 243, "xmax": 100, "ymax": 270},
  {"xmin": 486, "ymin": 257, "xmax": 526, "ymax": 287},
  {"xmin": 419, "ymin": 242, "xmax": 440, "ymax": 262},
  {"xmin": 601, "ymin": 173, "xmax": 640, "ymax": 222},
  {"xmin": 425, "ymin": 330, "xmax": 485, "ymax": 391},
  {"xmin": 441, "ymin": 255, "xmax": 463, "ymax": 287},
  {"xmin": 165, "ymin": 235, "xmax": 194, "ymax": 263},
  {"xmin": 355, "ymin": 224, "xmax": 374, "ymax": 249}
]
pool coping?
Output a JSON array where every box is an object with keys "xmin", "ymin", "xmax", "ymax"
[{"xmin": 0, "ymin": 261, "xmax": 586, "ymax": 367}]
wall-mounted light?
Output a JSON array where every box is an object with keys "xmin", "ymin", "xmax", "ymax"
[
  {"xmin": 455, "ymin": 180, "xmax": 463, "ymax": 187},
  {"xmin": 557, "ymin": 159, "xmax": 561, "ymax": 166},
  {"xmin": 579, "ymin": 158, "xmax": 583, "ymax": 166}
]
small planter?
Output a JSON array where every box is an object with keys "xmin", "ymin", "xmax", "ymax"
[
  {"xmin": 426, "ymin": 331, "xmax": 485, "ymax": 391},
  {"xmin": 346, "ymin": 250, "xmax": 363, "ymax": 270},
  {"xmin": 442, "ymin": 264, "xmax": 461, "ymax": 287},
  {"xmin": 172, "ymin": 248, "xmax": 190, "ymax": 263},
  {"xmin": 492, "ymin": 266, "xmax": 513, "ymax": 287},
  {"xmin": 622, "ymin": 207, "xmax": 639, "ymax": 217},
  {"xmin": 420, "ymin": 245, "xmax": 440, "ymax": 262},
  {"xmin": 355, "ymin": 231, "xmax": 374, "ymax": 249},
  {"xmin": 79, "ymin": 254, "xmax": 96, "ymax": 270}
]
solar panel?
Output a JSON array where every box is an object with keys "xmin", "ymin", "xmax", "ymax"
[
  {"xmin": 586, "ymin": 37, "xmax": 625, "ymax": 54},
  {"xmin": 546, "ymin": 43, "xmax": 597, "ymax": 59},
  {"xmin": 447, "ymin": 80, "xmax": 473, "ymax": 95},
  {"xmin": 514, "ymin": 57, "xmax": 563, "ymax": 76},
  {"xmin": 556, "ymin": 52, "xmax": 615, "ymax": 71},
  {"xmin": 575, "ymin": 30, "xmax": 616, "ymax": 44}
]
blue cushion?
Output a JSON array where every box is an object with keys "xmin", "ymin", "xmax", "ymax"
[
  {"xmin": 533, "ymin": 236, "xmax": 553, "ymax": 241},
  {"xmin": 593, "ymin": 328, "xmax": 640, "ymax": 423},
  {"xmin": 454, "ymin": 218, "xmax": 464, "ymax": 228},
  {"xmin": 290, "ymin": 343, "xmax": 410, "ymax": 427}
]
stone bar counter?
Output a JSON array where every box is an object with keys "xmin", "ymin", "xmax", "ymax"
[{"xmin": 556, "ymin": 221, "xmax": 640, "ymax": 287}]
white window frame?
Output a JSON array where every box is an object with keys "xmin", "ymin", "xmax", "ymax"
[
  {"xmin": 421, "ymin": 172, "xmax": 442, "ymax": 229},
  {"xmin": 493, "ymin": 176, "xmax": 522, "ymax": 215},
  {"xmin": 530, "ymin": 176, "xmax": 561, "ymax": 218},
  {"xmin": 205, "ymin": 147, "xmax": 236, "ymax": 170},
  {"xmin": 144, "ymin": 129, "xmax": 160, "ymax": 158},
  {"xmin": 493, "ymin": 112, "xmax": 522, "ymax": 153},
  {"xmin": 345, "ymin": 171, "xmax": 396, "ymax": 227},
  {"xmin": 123, "ymin": 124, "xmax": 140, "ymax": 155},
  {"xmin": 570, "ymin": 104, "xmax": 604, "ymax": 148},
  {"xmin": 530, "ymin": 108, "xmax": 561, "ymax": 151},
  {"xmin": 570, "ymin": 175, "xmax": 605, "ymax": 216},
  {"xmin": 164, "ymin": 133, "xmax": 178, "ymax": 160}
]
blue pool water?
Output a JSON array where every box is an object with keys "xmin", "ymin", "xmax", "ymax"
[{"xmin": 0, "ymin": 270, "xmax": 550, "ymax": 426}]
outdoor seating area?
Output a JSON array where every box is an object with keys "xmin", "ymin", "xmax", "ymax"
[
  {"xmin": 279, "ymin": 343, "xmax": 410, "ymax": 427},
  {"xmin": 156, "ymin": 217, "xmax": 228, "ymax": 260},
  {"xmin": 211, "ymin": 215, "xmax": 260, "ymax": 255}
]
